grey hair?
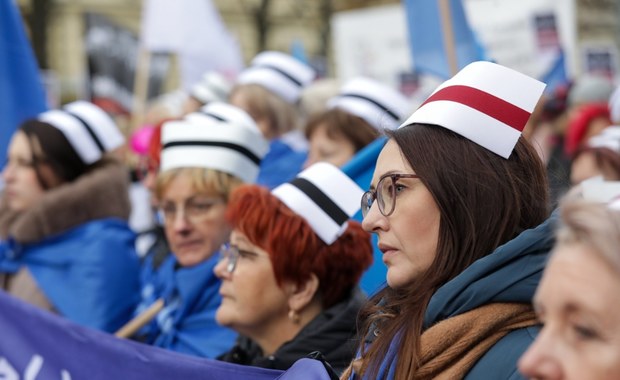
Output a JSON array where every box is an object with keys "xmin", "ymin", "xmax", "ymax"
[{"xmin": 556, "ymin": 195, "xmax": 620, "ymax": 273}]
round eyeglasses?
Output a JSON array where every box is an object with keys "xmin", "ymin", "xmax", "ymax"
[{"xmin": 361, "ymin": 173, "xmax": 420, "ymax": 218}]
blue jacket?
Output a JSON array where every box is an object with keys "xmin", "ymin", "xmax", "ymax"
[
  {"xmin": 0, "ymin": 218, "xmax": 141, "ymax": 333},
  {"xmin": 140, "ymin": 253, "xmax": 237, "ymax": 358},
  {"xmin": 257, "ymin": 138, "xmax": 307, "ymax": 189},
  {"xmin": 354, "ymin": 213, "xmax": 557, "ymax": 379}
]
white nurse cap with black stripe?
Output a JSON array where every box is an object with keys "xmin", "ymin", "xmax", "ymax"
[
  {"xmin": 328, "ymin": 77, "xmax": 411, "ymax": 131},
  {"xmin": 190, "ymin": 71, "xmax": 232, "ymax": 105},
  {"xmin": 237, "ymin": 51, "xmax": 316, "ymax": 104},
  {"xmin": 185, "ymin": 102, "xmax": 260, "ymax": 135},
  {"xmin": 161, "ymin": 115, "xmax": 268, "ymax": 183},
  {"xmin": 38, "ymin": 101, "xmax": 125, "ymax": 165},
  {"xmin": 272, "ymin": 162, "xmax": 363, "ymax": 244}
]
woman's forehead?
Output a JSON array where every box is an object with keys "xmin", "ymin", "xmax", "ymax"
[{"xmin": 371, "ymin": 141, "xmax": 413, "ymax": 183}]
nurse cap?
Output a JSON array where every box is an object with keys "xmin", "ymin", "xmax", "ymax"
[
  {"xmin": 190, "ymin": 71, "xmax": 232, "ymax": 105},
  {"xmin": 237, "ymin": 51, "xmax": 316, "ymax": 104},
  {"xmin": 328, "ymin": 77, "xmax": 411, "ymax": 131},
  {"xmin": 186, "ymin": 101, "xmax": 261, "ymax": 135},
  {"xmin": 161, "ymin": 110, "xmax": 268, "ymax": 183},
  {"xmin": 400, "ymin": 61, "xmax": 546, "ymax": 159},
  {"xmin": 272, "ymin": 162, "xmax": 363, "ymax": 245},
  {"xmin": 38, "ymin": 100, "xmax": 125, "ymax": 165}
]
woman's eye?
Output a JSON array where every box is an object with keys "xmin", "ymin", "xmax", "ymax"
[
  {"xmin": 395, "ymin": 183, "xmax": 406, "ymax": 193},
  {"xmin": 238, "ymin": 249, "xmax": 256, "ymax": 259},
  {"xmin": 161, "ymin": 205, "xmax": 175, "ymax": 214},
  {"xmin": 192, "ymin": 203, "xmax": 213, "ymax": 210},
  {"xmin": 574, "ymin": 325, "xmax": 599, "ymax": 340}
]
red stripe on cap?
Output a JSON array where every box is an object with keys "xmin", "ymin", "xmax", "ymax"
[{"xmin": 420, "ymin": 85, "xmax": 531, "ymax": 132}]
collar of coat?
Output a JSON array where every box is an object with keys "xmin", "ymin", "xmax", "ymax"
[{"xmin": 0, "ymin": 157, "xmax": 131, "ymax": 243}]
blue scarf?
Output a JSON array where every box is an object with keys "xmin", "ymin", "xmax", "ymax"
[
  {"xmin": 0, "ymin": 218, "xmax": 140, "ymax": 333},
  {"xmin": 145, "ymin": 253, "xmax": 237, "ymax": 358}
]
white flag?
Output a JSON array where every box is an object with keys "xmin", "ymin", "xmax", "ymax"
[{"xmin": 141, "ymin": 0, "xmax": 244, "ymax": 88}]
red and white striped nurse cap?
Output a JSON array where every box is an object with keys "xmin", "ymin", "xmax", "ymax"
[{"xmin": 400, "ymin": 61, "xmax": 546, "ymax": 159}]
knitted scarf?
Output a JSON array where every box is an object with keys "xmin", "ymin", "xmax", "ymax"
[{"xmin": 414, "ymin": 302, "xmax": 537, "ymax": 379}]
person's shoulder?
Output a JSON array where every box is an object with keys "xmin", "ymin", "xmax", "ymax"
[{"xmin": 466, "ymin": 326, "xmax": 540, "ymax": 380}]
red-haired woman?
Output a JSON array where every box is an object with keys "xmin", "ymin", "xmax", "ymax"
[{"xmin": 215, "ymin": 163, "xmax": 373, "ymax": 374}]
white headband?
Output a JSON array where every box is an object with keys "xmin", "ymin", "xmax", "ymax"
[
  {"xmin": 400, "ymin": 61, "xmax": 546, "ymax": 159},
  {"xmin": 272, "ymin": 162, "xmax": 363, "ymax": 244}
]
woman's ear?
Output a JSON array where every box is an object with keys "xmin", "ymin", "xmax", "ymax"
[{"xmin": 287, "ymin": 273, "xmax": 320, "ymax": 313}]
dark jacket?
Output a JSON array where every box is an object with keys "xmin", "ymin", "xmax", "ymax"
[{"xmin": 219, "ymin": 288, "xmax": 366, "ymax": 374}]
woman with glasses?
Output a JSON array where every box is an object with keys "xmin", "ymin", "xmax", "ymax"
[
  {"xmin": 215, "ymin": 163, "xmax": 373, "ymax": 374},
  {"xmin": 518, "ymin": 189, "xmax": 620, "ymax": 379},
  {"xmin": 344, "ymin": 62, "xmax": 555, "ymax": 379},
  {"xmin": 122, "ymin": 103, "xmax": 269, "ymax": 358},
  {"xmin": 0, "ymin": 101, "xmax": 140, "ymax": 333}
]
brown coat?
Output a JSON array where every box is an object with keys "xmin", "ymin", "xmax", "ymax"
[{"xmin": 0, "ymin": 157, "xmax": 131, "ymax": 311}]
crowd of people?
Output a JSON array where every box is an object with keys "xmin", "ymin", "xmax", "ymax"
[{"xmin": 2, "ymin": 48, "xmax": 620, "ymax": 380}]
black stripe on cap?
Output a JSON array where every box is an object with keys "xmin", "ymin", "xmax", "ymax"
[
  {"xmin": 254, "ymin": 64, "xmax": 303, "ymax": 87},
  {"xmin": 198, "ymin": 110, "xmax": 226, "ymax": 122},
  {"xmin": 289, "ymin": 177, "xmax": 348, "ymax": 226},
  {"xmin": 339, "ymin": 93, "xmax": 400, "ymax": 122},
  {"xmin": 163, "ymin": 140, "xmax": 261, "ymax": 165},
  {"xmin": 64, "ymin": 110, "xmax": 106, "ymax": 153}
]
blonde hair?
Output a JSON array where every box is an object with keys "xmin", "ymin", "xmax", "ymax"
[
  {"xmin": 155, "ymin": 167, "xmax": 244, "ymax": 201},
  {"xmin": 556, "ymin": 196, "xmax": 620, "ymax": 272},
  {"xmin": 229, "ymin": 84, "xmax": 299, "ymax": 136}
]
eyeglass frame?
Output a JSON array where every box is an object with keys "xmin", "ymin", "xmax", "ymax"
[
  {"xmin": 219, "ymin": 243, "xmax": 262, "ymax": 274},
  {"xmin": 361, "ymin": 173, "xmax": 420, "ymax": 218},
  {"xmin": 159, "ymin": 195, "xmax": 224, "ymax": 224}
]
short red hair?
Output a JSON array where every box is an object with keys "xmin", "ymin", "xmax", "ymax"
[{"xmin": 226, "ymin": 184, "xmax": 373, "ymax": 308}]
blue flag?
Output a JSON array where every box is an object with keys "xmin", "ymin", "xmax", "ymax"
[
  {"xmin": 402, "ymin": 0, "xmax": 486, "ymax": 79},
  {"xmin": 541, "ymin": 50, "xmax": 568, "ymax": 95},
  {"xmin": 0, "ymin": 290, "xmax": 333, "ymax": 379},
  {"xmin": 342, "ymin": 137, "xmax": 387, "ymax": 295},
  {"xmin": 0, "ymin": 1, "xmax": 48, "ymax": 166}
]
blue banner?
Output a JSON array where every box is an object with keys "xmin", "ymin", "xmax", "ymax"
[
  {"xmin": 402, "ymin": 0, "xmax": 486, "ymax": 79},
  {"xmin": 0, "ymin": 1, "xmax": 48, "ymax": 167},
  {"xmin": 541, "ymin": 50, "xmax": 568, "ymax": 95},
  {"xmin": 342, "ymin": 137, "xmax": 387, "ymax": 295},
  {"xmin": 0, "ymin": 290, "xmax": 331, "ymax": 379}
]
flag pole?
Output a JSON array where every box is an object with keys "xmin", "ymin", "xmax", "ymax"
[
  {"xmin": 130, "ymin": 47, "xmax": 151, "ymax": 132},
  {"xmin": 438, "ymin": 0, "xmax": 458, "ymax": 76},
  {"xmin": 114, "ymin": 298, "xmax": 164, "ymax": 338}
]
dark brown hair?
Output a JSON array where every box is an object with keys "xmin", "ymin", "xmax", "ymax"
[
  {"xmin": 304, "ymin": 108, "xmax": 380, "ymax": 152},
  {"xmin": 19, "ymin": 119, "xmax": 89, "ymax": 189},
  {"xmin": 354, "ymin": 124, "xmax": 549, "ymax": 379}
]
